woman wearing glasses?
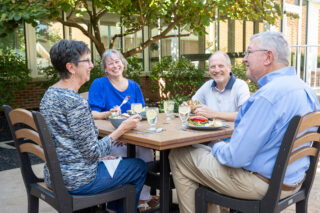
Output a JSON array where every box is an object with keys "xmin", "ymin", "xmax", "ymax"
[{"xmin": 40, "ymin": 40, "xmax": 147, "ymax": 213}]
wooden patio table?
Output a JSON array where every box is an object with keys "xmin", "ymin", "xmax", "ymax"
[{"xmin": 95, "ymin": 113, "xmax": 234, "ymax": 213}]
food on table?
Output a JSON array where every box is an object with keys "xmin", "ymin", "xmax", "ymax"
[
  {"xmin": 210, "ymin": 119, "xmax": 223, "ymax": 127},
  {"xmin": 121, "ymin": 113, "xmax": 130, "ymax": 118},
  {"xmin": 188, "ymin": 115, "xmax": 209, "ymax": 126},
  {"xmin": 109, "ymin": 114, "xmax": 127, "ymax": 119},
  {"xmin": 188, "ymin": 116, "xmax": 224, "ymax": 127}
]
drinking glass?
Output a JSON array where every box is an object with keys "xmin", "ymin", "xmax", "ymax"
[
  {"xmin": 146, "ymin": 107, "xmax": 159, "ymax": 132},
  {"xmin": 178, "ymin": 105, "xmax": 191, "ymax": 129},
  {"xmin": 163, "ymin": 100, "xmax": 175, "ymax": 121},
  {"xmin": 131, "ymin": 103, "xmax": 143, "ymax": 114}
]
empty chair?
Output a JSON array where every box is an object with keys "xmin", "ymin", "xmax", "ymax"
[
  {"xmin": 3, "ymin": 105, "xmax": 136, "ymax": 213},
  {"xmin": 195, "ymin": 111, "xmax": 320, "ymax": 213}
]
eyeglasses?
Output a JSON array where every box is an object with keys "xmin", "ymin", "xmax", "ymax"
[
  {"xmin": 245, "ymin": 49, "xmax": 269, "ymax": 56},
  {"xmin": 76, "ymin": 59, "xmax": 92, "ymax": 64}
]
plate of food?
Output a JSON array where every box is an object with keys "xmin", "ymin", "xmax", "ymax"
[{"xmin": 186, "ymin": 116, "xmax": 228, "ymax": 130}]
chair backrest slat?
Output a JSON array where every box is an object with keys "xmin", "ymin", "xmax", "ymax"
[
  {"xmin": 9, "ymin": 108, "xmax": 37, "ymax": 130},
  {"xmin": 288, "ymin": 147, "xmax": 318, "ymax": 165},
  {"xmin": 15, "ymin": 129, "xmax": 42, "ymax": 147},
  {"xmin": 293, "ymin": 133, "xmax": 320, "ymax": 150},
  {"xmin": 264, "ymin": 111, "xmax": 320, "ymax": 208},
  {"xmin": 20, "ymin": 143, "xmax": 46, "ymax": 161},
  {"xmin": 32, "ymin": 111, "xmax": 72, "ymax": 204},
  {"xmin": 297, "ymin": 111, "xmax": 320, "ymax": 133}
]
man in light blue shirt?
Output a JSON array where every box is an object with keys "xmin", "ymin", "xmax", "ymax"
[
  {"xmin": 192, "ymin": 51, "xmax": 250, "ymax": 121},
  {"xmin": 169, "ymin": 32, "xmax": 320, "ymax": 213}
]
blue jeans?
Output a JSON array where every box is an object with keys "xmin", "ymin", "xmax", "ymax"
[{"xmin": 70, "ymin": 158, "xmax": 148, "ymax": 213}]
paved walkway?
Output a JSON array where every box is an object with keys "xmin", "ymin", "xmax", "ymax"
[{"xmin": 0, "ymin": 163, "xmax": 320, "ymax": 212}]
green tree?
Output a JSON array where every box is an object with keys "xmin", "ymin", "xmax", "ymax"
[
  {"xmin": 0, "ymin": 49, "xmax": 31, "ymax": 106},
  {"xmin": 0, "ymin": 0, "xmax": 281, "ymax": 58}
]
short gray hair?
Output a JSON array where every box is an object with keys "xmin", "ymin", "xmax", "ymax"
[
  {"xmin": 208, "ymin": 51, "xmax": 231, "ymax": 67},
  {"xmin": 101, "ymin": 49, "xmax": 128, "ymax": 71},
  {"xmin": 251, "ymin": 31, "xmax": 289, "ymax": 66}
]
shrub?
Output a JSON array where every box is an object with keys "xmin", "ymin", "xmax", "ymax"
[
  {"xmin": 232, "ymin": 63, "xmax": 258, "ymax": 93},
  {"xmin": 150, "ymin": 57, "xmax": 205, "ymax": 98},
  {"xmin": 149, "ymin": 57, "xmax": 206, "ymax": 112},
  {"xmin": 0, "ymin": 49, "xmax": 31, "ymax": 107},
  {"xmin": 40, "ymin": 60, "xmax": 105, "ymax": 93},
  {"xmin": 125, "ymin": 56, "xmax": 144, "ymax": 84}
]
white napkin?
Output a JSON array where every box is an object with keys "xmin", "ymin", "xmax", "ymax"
[{"xmin": 101, "ymin": 157, "xmax": 122, "ymax": 178}]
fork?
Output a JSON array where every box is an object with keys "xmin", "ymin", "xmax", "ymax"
[{"xmin": 118, "ymin": 96, "xmax": 130, "ymax": 108}]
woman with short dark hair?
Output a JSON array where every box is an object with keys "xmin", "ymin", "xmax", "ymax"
[{"xmin": 40, "ymin": 40, "xmax": 147, "ymax": 213}]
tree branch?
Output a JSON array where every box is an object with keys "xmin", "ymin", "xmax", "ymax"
[
  {"xmin": 123, "ymin": 15, "xmax": 186, "ymax": 57},
  {"xmin": 96, "ymin": 9, "xmax": 107, "ymax": 20},
  {"xmin": 137, "ymin": 0, "xmax": 145, "ymax": 25},
  {"xmin": 56, "ymin": 17, "xmax": 98, "ymax": 44},
  {"xmin": 110, "ymin": 25, "xmax": 144, "ymax": 49}
]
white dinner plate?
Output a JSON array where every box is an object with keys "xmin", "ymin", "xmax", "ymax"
[{"xmin": 186, "ymin": 120, "xmax": 229, "ymax": 130}]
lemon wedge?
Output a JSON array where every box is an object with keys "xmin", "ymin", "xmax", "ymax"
[{"xmin": 146, "ymin": 110, "xmax": 157, "ymax": 120}]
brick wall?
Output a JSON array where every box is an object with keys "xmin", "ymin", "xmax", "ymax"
[
  {"xmin": 8, "ymin": 78, "xmax": 161, "ymax": 109},
  {"xmin": 10, "ymin": 82, "xmax": 46, "ymax": 109}
]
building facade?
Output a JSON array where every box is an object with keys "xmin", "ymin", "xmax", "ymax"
[{"xmin": 1, "ymin": 0, "xmax": 320, "ymax": 108}]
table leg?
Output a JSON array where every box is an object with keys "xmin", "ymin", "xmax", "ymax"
[
  {"xmin": 127, "ymin": 144, "xmax": 136, "ymax": 158},
  {"xmin": 160, "ymin": 150, "xmax": 170, "ymax": 213}
]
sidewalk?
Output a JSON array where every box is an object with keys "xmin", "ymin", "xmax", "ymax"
[{"xmin": 0, "ymin": 163, "xmax": 319, "ymax": 213}]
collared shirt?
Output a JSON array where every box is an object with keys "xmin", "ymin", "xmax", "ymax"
[
  {"xmin": 192, "ymin": 73, "xmax": 250, "ymax": 112},
  {"xmin": 212, "ymin": 67, "xmax": 320, "ymax": 185}
]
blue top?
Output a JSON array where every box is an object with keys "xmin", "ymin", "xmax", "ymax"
[
  {"xmin": 40, "ymin": 87, "xmax": 112, "ymax": 191},
  {"xmin": 212, "ymin": 67, "xmax": 320, "ymax": 185},
  {"xmin": 88, "ymin": 76, "xmax": 145, "ymax": 113}
]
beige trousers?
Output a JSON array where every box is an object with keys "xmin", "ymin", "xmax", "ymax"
[{"xmin": 169, "ymin": 146, "xmax": 299, "ymax": 213}]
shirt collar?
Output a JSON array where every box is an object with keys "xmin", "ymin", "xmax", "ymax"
[
  {"xmin": 211, "ymin": 72, "xmax": 236, "ymax": 90},
  {"xmin": 257, "ymin": 66, "xmax": 296, "ymax": 88}
]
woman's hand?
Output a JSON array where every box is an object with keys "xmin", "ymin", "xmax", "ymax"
[
  {"xmin": 110, "ymin": 106, "xmax": 121, "ymax": 115},
  {"xmin": 109, "ymin": 114, "xmax": 141, "ymax": 141},
  {"xmin": 119, "ymin": 114, "xmax": 142, "ymax": 132}
]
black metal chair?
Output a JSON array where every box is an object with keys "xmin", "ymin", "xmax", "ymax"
[
  {"xmin": 3, "ymin": 105, "xmax": 136, "ymax": 213},
  {"xmin": 195, "ymin": 111, "xmax": 320, "ymax": 213}
]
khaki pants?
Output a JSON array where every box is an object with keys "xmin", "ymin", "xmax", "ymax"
[{"xmin": 169, "ymin": 146, "xmax": 300, "ymax": 213}]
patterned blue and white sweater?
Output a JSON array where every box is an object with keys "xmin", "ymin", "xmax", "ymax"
[{"xmin": 40, "ymin": 87, "xmax": 112, "ymax": 191}]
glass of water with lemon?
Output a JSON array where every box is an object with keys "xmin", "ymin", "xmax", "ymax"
[
  {"xmin": 146, "ymin": 107, "xmax": 159, "ymax": 132},
  {"xmin": 131, "ymin": 103, "xmax": 143, "ymax": 114},
  {"xmin": 178, "ymin": 105, "xmax": 191, "ymax": 129},
  {"xmin": 163, "ymin": 100, "xmax": 175, "ymax": 121}
]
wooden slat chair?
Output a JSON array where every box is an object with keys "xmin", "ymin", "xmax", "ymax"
[
  {"xmin": 195, "ymin": 111, "xmax": 320, "ymax": 213},
  {"xmin": 3, "ymin": 105, "xmax": 136, "ymax": 213}
]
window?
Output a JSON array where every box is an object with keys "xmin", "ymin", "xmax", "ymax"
[
  {"xmin": 36, "ymin": 20, "xmax": 63, "ymax": 74},
  {"xmin": 0, "ymin": 25, "xmax": 25, "ymax": 58}
]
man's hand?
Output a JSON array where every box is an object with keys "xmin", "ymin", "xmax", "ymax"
[{"xmin": 193, "ymin": 105, "xmax": 215, "ymax": 119}]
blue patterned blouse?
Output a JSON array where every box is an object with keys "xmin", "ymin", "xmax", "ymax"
[{"xmin": 40, "ymin": 87, "xmax": 112, "ymax": 191}]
